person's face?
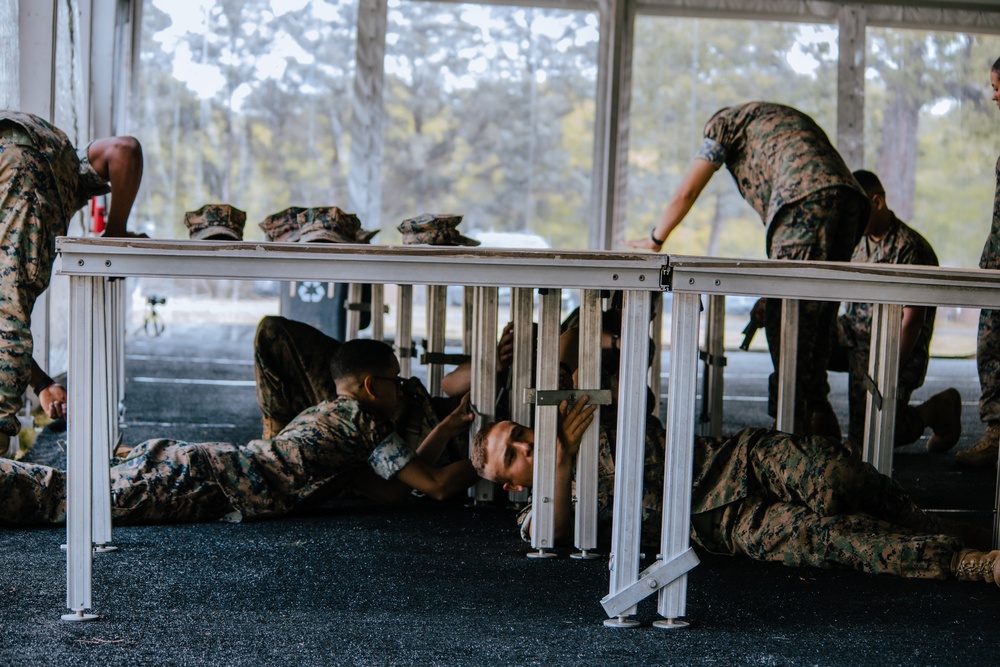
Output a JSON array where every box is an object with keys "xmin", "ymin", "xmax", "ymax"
[
  {"xmin": 367, "ymin": 359, "xmax": 405, "ymax": 422},
  {"xmin": 991, "ymin": 70, "xmax": 1000, "ymax": 111},
  {"xmin": 483, "ymin": 421, "xmax": 535, "ymax": 491}
]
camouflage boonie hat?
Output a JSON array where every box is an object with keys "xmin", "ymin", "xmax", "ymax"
[
  {"xmin": 397, "ymin": 213, "xmax": 480, "ymax": 246},
  {"xmin": 184, "ymin": 204, "xmax": 246, "ymax": 241},
  {"xmin": 297, "ymin": 206, "xmax": 378, "ymax": 244},
  {"xmin": 259, "ymin": 206, "xmax": 307, "ymax": 243}
]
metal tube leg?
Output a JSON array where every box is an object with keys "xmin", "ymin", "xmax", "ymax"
[
  {"xmin": 63, "ymin": 276, "xmax": 98, "ymax": 622},
  {"xmin": 507, "ymin": 288, "xmax": 534, "ymax": 506},
  {"xmin": 395, "ymin": 285, "xmax": 413, "ymax": 378},
  {"xmin": 603, "ymin": 289, "xmax": 651, "ymax": 627},
  {"xmin": 776, "ymin": 299, "xmax": 799, "ymax": 433},
  {"xmin": 654, "ymin": 292, "xmax": 701, "ymax": 629},
  {"xmin": 528, "ymin": 288, "xmax": 560, "ymax": 557},
  {"xmin": 862, "ymin": 303, "xmax": 902, "ymax": 477},
  {"xmin": 470, "ymin": 286, "xmax": 498, "ymax": 505},
  {"xmin": 426, "ymin": 285, "xmax": 447, "ymax": 396},
  {"xmin": 572, "ymin": 289, "xmax": 602, "ymax": 560}
]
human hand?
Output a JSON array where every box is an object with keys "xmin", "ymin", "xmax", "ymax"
[
  {"xmin": 39, "ymin": 383, "xmax": 67, "ymax": 420},
  {"xmin": 443, "ymin": 393, "xmax": 476, "ymax": 436},
  {"xmin": 624, "ymin": 237, "xmax": 662, "ymax": 252},
  {"xmin": 496, "ymin": 322, "xmax": 514, "ymax": 373},
  {"xmin": 557, "ymin": 395, "xmax": 596, "ymax": 458}
]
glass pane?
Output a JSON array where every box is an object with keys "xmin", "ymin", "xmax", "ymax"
[
  {"xmin": 627, "ymin": 16, "xmax": 839, "ymax": 258},
  {"xmin": 132, "ymin": 0, "xmax": 359, "ymax": 240},
  {"xmin": 382, "ymin": 1, "xmax": 599, "ymax": 249},
  {"xmin": 864, "ymin": 28, "xmax": 1000, "ymax": 271}
]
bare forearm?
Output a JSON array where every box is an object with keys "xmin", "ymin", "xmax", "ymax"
[{"xmin": 88, "ymin": 137, "xmax": 143, "ymax": 237}]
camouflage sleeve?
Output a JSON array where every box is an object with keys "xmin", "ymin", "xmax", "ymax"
[
  {"xmin": 694, "ymin": 137, "xmax": 727, "ymax": 167},
  {"xmin": 516, "ymin": 503, "xmax": 533, "ymax": 543},
  {"xmin": 366, "ymin": 432, "xmax": 416, "ymax": 480},
  {"xmin": 75, "ymin": 144, "xmax": 112, "ymax": 199}
]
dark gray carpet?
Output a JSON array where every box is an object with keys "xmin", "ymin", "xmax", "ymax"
[{"xmin": 1, "ymin": 324, "xmax": 995, "ymax": 666}]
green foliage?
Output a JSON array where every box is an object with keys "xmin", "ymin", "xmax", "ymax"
[{"xmin": 130, "ymin": 1, "xmax": 1000, "ymax": 266}]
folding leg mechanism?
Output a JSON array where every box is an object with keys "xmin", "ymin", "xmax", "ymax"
[{"xmin": 600, "ymin": 548, "xmax": 699, "ymax": 619}]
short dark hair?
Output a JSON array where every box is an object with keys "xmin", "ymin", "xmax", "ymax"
[
  {"xmin": 852, "ymin": 169, "xmax": 885, "ymax": 198},
  {"xmin": 330, "ymin": 339, "xmax": 397, "ymax": 382},
  {"xmin": 470, "ymin": 421, "xmax": 498, "ymax": 478},
  {"xmin": 992, "ymin": 56, "xmax": 1000, "ymax": 75}
]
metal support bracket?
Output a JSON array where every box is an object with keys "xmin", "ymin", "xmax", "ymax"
[
  {"xmin": 397, "ymin": 343, "xmax": 419, "ymax": 359},
  {"xmin": 420, "ymin": 352, "xmax": 471, "ymax": 365},
  {"xmin": 698, "ymin": 350, "xmax": 727, "ymax": 367},
  {"xmin": 600, "ymin": 548, "xmax": 700, "ymax": 618},
  {"xmin": 862, "ymin": 372, "xmax": 883, "ymax": 410},
  {"xmin": 523, "ymin": 388, "xmax": 613, "ymax": 406},
  {"xmin": 345, "ymin": 302, "xmax": 389, "ymax": 314},
  {"xmin": 660, "ymin": 264, "xmax": 672, "ymax": 290}
]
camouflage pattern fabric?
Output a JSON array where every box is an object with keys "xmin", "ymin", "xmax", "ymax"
[
  {"xmin": 254, "ymin": 315, "xmax": 444, "ymax": 453},
  {"xmin": 255, "ymin": 315, "xmax": 341, "ymax": 433},
  {"xmin": 833, "ymin": 214, "xmax": 939, "ymax": 445},
  {"xmin": 762, "ymin": 188, "xmax": 868, "ymax": 429},
  {"xmin": 0, "ymin": 396, "xmax": 398, "ymax": 526},
  {"xmin": 976, "ymin": 155, "xmax": 1000, "ymax": 423},
  {"xmin": 697, "ymin": 430, "xmax": 961, "ymax": 578},
  {"xmin": 0, "ymin": 112, "xmax": 110, "ymax": 436},
  {"xmin": 297, "ymin": 206, "xmax": 376, "ymax": 244},
  {"xmin": 397, "ymin": 213, "xmax": 480, "ymax": 246},
  {"xmin": 697, "ymin": 102, "xmax": 866, "ymax": 228},
  {"xmin": 259, "ymin": 206, "xmax": 306, "ymax": 242},
  {"xmin": 517, "ymin": 421, "xmax": 964, "ymax": 578},
  {"xmin": 184, "ymin": 203, "xmax": 246, "ymax": 241},
  {"xmin": 697, "ymin": 103, "xmax": 868, "ymax": 429}
]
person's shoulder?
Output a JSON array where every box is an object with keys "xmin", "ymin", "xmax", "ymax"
[{"xmin": 893, "ymin": 217, "xmax": 939, "ymax": 266}]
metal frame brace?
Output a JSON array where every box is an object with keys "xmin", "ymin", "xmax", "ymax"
[
  {"xmin": 523, "ymin": 389, "xmax": 614, "ymax": 406},
  {"xmin": 600, "ymin": 548, "xmax": 700, "ymax": 618}
]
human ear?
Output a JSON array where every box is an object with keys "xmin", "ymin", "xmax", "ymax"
[{"xmin": 502, "ymin": 482, "xmax": 523, "ymax": 492}]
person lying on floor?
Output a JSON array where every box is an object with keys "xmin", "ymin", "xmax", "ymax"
[
  {"xmin": 0, "ymin": 339, "xmax": 478, "ymax": 526},
  {"xmin": 470, "ymin": 396, "xmax": 1000, "ymax": 588}
]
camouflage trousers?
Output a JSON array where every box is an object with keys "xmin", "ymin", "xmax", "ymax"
[
  {"xmin": 829, "ymin": 330, "xmax": 925, "ymax": 447},
  {"xmin": 976, "ymin": 308, "xmax": 1000, "ymax": 423},
  {"xmin": 0, "ymin": 129, "xmax": 64, "ymax": 436},
  {"xmin": 254, "ymin": 315, "xmax": 447, "ymax": 453},
  {"xmin": 0, "ymin": 439, "xmax": 235, "ymax": 526},
  {"xmin": 696, "ymin": 433, "xmax": 962, "ymax": 579},
  {"xmin": 763, "ymin": 187, "xmax": 867, "ymax": 430}
]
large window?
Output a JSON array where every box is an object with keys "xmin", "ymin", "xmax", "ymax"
[
  {"xmin": 382, "ymin": 2, "xmax": 599, "ymax": 248},
  {"xmin": 626, "ymin": 16, "xmax": 839, "ymax": 258},
  {"xmin": 864, "ymin": 28, "xmax": 1000, "ymax": 270},
  {"xmin": 132, "ymin": 0, "xmax": 360, "ymax": 239}
]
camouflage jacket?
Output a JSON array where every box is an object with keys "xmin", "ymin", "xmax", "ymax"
[
  {"xmin": 840, "ymin": 213, "xmax": 938, "ymax": 388},
  {"xmin": 982, "ymin": 155, "xmax": 1000, "ymax": 270},
  {"xmin": 516, "ymin": 416, "xmax": 768, "ymax": 547},
  {"xmin": 696, "ymin": 102, "xmax": 863, "ymax": 227},
  {"xmin": 0, "ymin": 111, "xmax": 111, "ymax": 225},
  {"xmin": 205, "ymin": 396, "xmax": 409, "ymax": 520}
]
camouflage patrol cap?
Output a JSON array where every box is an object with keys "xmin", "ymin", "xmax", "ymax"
[
  {"xmin": 297, "ymin": 206, "xmax": 379, "ymax": 244},
  {"xmin": 184, "ymin": 204, "xmax": 247, "ymax": 241},
  {"xmin": 259, "ymin": 206, "xmax": 307, "ymax": 243},
  {"xmin": 397, "ymin": 213, "xmax": 480, "ymax": 246}
]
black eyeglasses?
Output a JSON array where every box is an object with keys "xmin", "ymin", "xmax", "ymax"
[{"xmin": 371, "ymin": 375, "xmax": 407, "ymax": 390}]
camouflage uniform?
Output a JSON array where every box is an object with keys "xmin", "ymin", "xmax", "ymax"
[
  {"xmin": 254, "ymin": 315, "xmax": 445, "ymax": 452},
  {"xmin": 831, "ymin": 215, "xmax": 939, "ymax": 445},
  {"xmin": 518, "ymin": 419, "xmax": 964, "ymax": 579},
  {"xmin": 0, "ymin": 396, "xmax": 411, "ymax": 526},
  {"xmin": 697, "ymin": 103, "xmax": 869, "ymax": 431},
  {"xmin": 0, "ymin": 112, "xmax": 111, "ymax": 436},
  {"xmin": 976, "ymin": 155, "xmax": 1000, "ymax": 423}
]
